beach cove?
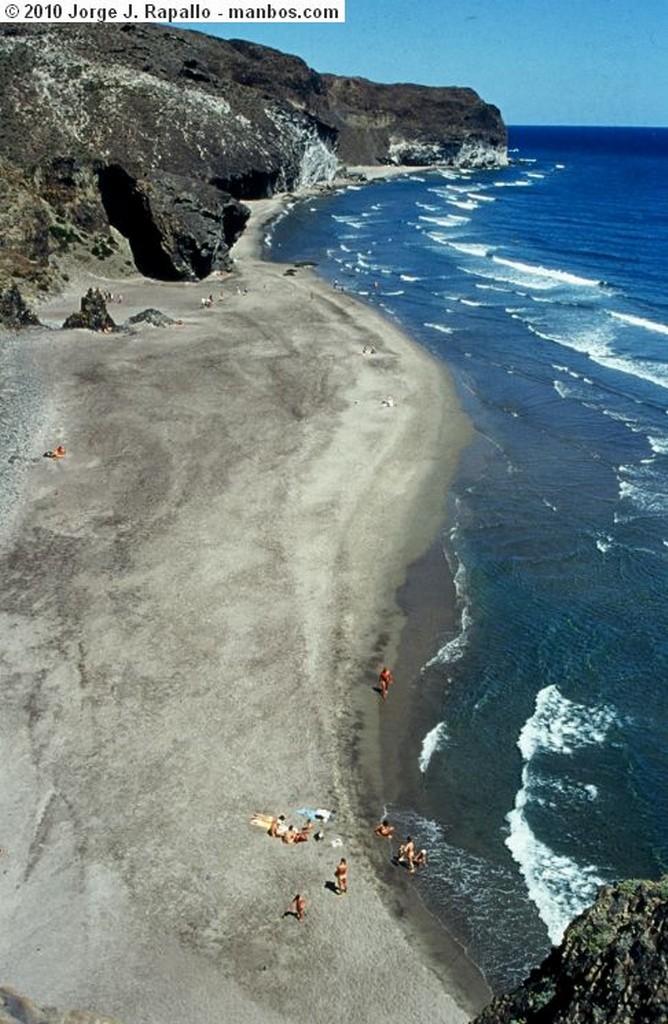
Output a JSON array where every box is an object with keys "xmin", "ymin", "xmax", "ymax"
[{"xmin": 0, "ymin": 192, "xmax": 489, "ymax": 1022}]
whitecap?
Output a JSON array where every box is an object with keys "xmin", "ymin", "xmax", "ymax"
[
  {"xmin": 418, "ymin": 721, "xmax": 449, "ymax": 774},
  {"xmin": 617, "ymin": 464, "xmax": 668, "ymax": 515},
  {"xmin": 447, "ymin": 198, "xmax": 479, "ymax": 210},
  {"xmin": 424, "ymin": 322, "xmax": 455, "ymax": 334},
  {"xmin": 492, "ymin": 256, "xmax": 600, "ymax": 288},
  {"xmin": 608, "ymin": 310, "xmax": 668, "ymax": 336},
  {"xmin": 505, "ymin": 685, "xmax": 617, "ymax": 942},
  {"xmin": 331, "ymin": 214, "xmax": 363, "ymax": 229},
  {"xmin": 494, "ymin": 179, "xmax": 532, "ymax": 188},
  {"xmin": 517, "ymin": 685, "xmax": 618, "ymax": 761},
  {"xmin": 421, "ymin": 215, "xmax": 470, "ymax": 228},
  {"xmin": 505, "ymin": 793, "xmax": 607, "ymax": 944},
  {"xmin": 447, "ymin": 242, "xmax": 492, "ymax": 257}
]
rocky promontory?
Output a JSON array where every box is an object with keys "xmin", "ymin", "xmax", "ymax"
[
  {"xmin": 471, "ymin": 877, "xmax": 668, "ymax": 1024},
  {"xmin": 0, "ymin": 23, "xmax": 506, "ymax": 296}
]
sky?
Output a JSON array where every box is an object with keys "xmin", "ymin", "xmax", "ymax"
[{"xmin": 194, "ymin": 0, "xmax": 668, "ymax": 126}]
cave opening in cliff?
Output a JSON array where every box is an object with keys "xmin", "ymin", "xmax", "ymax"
[{"xmin": 97, "ymin": 165, "xmax": 180, "ymax": 281}]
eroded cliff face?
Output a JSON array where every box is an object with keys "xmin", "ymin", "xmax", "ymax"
[
  {"xmin": 0, "ymin": 23, "xmax": 506, "ymax": 295},
  {"xmin": 472, "ymin": 877, "xmax": 668, "ymax": 1024}
]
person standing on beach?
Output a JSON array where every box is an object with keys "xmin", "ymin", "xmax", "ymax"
[
  {"xmin": 334, "ymin": 857, "xmax": 348, "ymax": 894},
  {"xmin": 378, "ymin": 666, "xmax": 394, "ymax": 700},
  {"xmin": 398, "ymin": 836, "xmax": 416, "ymax": 874},
  {"xmin": 287, "ymin": 893, "xmax": 307, "ymax": 923}
]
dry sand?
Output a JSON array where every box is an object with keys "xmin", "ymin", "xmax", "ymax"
[{"xmin": 0, "ymin": 195, "xmax": 490, "ymax": 1023}]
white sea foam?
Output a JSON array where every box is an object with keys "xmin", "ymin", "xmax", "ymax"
[
  {"xmin": 608, "ymin": 310, "xmax": 668, "ymax": 336},
  {"xmin": 429, "ymin": 558, "xmax": 472, "ymax": 666},
  {"xmin": 331, "ymin": 214, "xmax": 363, "ymax": 229},
  {"xmin": 492, "ymin": 256, "xmax": 601, "ymax": 288},
  {"xmin": 447, "ymin": 242, "xmax": 492, "ymax": 257},
  {"xmin": 494, "ymin": 179, "xmax": 532, "ymax": 188},
  {"xmin": 648, "ymin": 435, "xmax": 668, "ymax": 455},
  {"xmin": 595, "ymin": 533, "xmax": 615, "ymax": 553},
  {"xmin": 617, "ymin": 463, "xmax": 668, "ymax": 514},
  {"xmin": 518, "ymin": 685, "xmax": 618, "ymax": 759},
  {"xmin": 505, "ymin": 685, "xmax": 617, "ymax": 943},
  {"xmin": 476, "ymin": 283, "xmax": 510, "ymax": 293},
  {"xmin": 418, "ymin": 721, "xmax": 449, "ymax": 774},
  {"xmin": 505, "ymin": 795, "xmax": 607, "ymax": 944},
  {"xmin": 447, "ymin": 198, "xmax": 479, "ymax": 210},
  {"xmin": 553, "ymin": 380, "xmax": 577, "ymax": 400},
  {"xmin": 424, "ymin": 322, "xmax": 455, "ymax": 334},
  {"xmin": 421, "ymin": 214, "xmax": 470, "ymax": 228},
  {"xmin": 400, "ymin": 274, "xmax": 421, "ymax": 282}
]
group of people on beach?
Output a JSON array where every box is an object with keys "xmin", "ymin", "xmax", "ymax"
[
  {"xmin": 373, "ymin": 668, "xmax": 428, "ymax": 872},
  {"xmin": 374, "ymin": 819, "xmax": 427, "ymax": 873},
  {"xmin": 255, "ymin": 664, "xmax": 427, "ymax": 926},
  {"xmin": 269, "ymin": 816, "xmax": 315, "ymax": 844}
]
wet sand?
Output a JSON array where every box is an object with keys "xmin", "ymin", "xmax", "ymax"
[{"xmin": 0, "ymin": 195, "xmax": 490, "ymax": 1023}]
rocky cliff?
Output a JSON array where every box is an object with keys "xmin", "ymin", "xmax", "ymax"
[
  {"xmin": 471, "ymin": 877, "xmax": 668, "ymax": 1024},
  {"xmin": 0, "ymin": 23, "xmax": 506, "ymax": 294}
]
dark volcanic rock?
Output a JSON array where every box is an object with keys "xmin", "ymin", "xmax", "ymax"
[
  {"xmin": 0, "ymin": 283, "xmax": 39, "ymax": 328},
  {"xmin": 62, "ymin": 288, "xmax": 116, "ymax": 332},
  {"xmin": 97, "ymin": 169, "xmax": 249, "ymax": 280},
  {"xmin": 472, "ymin": 877, "xmax": 668, "ymax": 1024},
  {"xmin": 0, "ymin": 23, "xmax": 507, "ymax": 292},
  {"xmin": 125, "ymin": 308, "xmax": 176, "ymax": 328}
]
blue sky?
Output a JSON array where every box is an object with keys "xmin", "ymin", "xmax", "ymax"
[{"xmin": 194, "ymin": 0, "xmax": 668, "ymax": 126}]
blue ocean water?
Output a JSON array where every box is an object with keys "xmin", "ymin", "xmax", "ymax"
[{"xmin": 269, "ymin": 126, "xmax": 668, "ymax": 990}]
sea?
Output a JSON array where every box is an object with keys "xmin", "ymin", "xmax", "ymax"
[{"xmin": 268, "ymin": 126, "xmax": 668, "ymax": 991}]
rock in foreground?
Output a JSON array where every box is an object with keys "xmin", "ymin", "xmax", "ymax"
[{"xmin": 472, "ymin": 877, "xmax": 668, "ymax": 1024}]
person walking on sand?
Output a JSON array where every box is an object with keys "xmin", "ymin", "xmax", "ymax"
[
  {"xmin": 287, "ymin": 893, "xmax": 307, "ymax": 923},
  {"xmin": 378, "ymin": 666, "xmax": 394, "ymax": 700},
  {"xmin": 374, "ymin": 818, "xmax": 395, "ymax": 839},
  {"xmin": 334, "ymin": 857, "xmax": 348, "ymax": 894}
]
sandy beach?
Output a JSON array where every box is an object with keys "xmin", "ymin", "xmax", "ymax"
[{"xmin": 0, "ymin": 194, "xmax": 490, "ymax": 1023}]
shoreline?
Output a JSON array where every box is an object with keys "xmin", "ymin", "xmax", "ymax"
[
  {"xmin": 253, "ymin": 187, "xmax": 493, "ymax": 997},
  {"xmin": 0, "ymin": 186, "xmax": 490, "ymax": 1022},
  {"xmin": 244, "ymin": 191, "xmax": 490, "ymax": 1002}
]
